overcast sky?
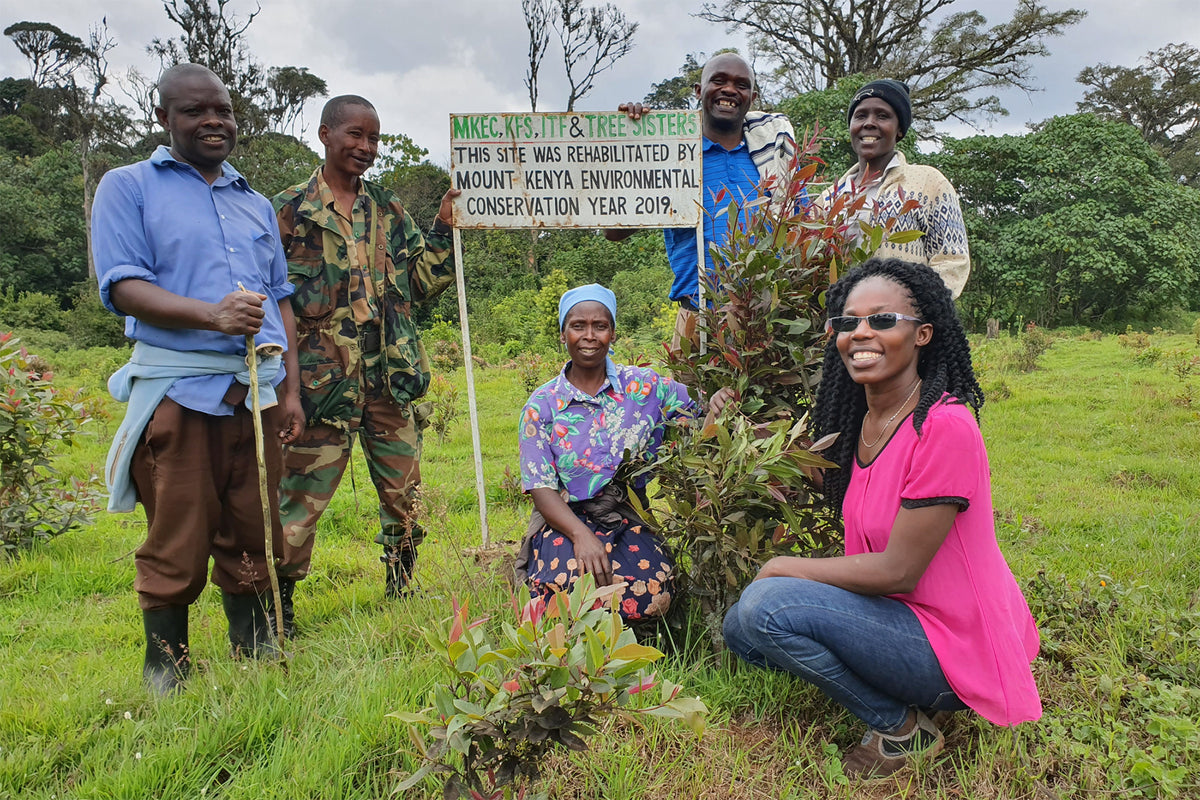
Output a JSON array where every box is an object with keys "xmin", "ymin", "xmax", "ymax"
[{"xmin": 2, "ymin": 0, "xmax": 1198, "ymax": 165}]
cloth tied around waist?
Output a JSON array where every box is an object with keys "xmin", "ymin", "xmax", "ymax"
[{"xmin": 104, "ymin": 341, "xmax": 284, "ymax": 512}]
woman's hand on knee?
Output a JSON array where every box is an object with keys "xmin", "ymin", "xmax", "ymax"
[
  {"xmin": 755, "ymin": 556, "xmax": 806, "ymax": 582},
  {"xmin": 573, "ymin": 531, "xmax": 614, "ymax": 586}
]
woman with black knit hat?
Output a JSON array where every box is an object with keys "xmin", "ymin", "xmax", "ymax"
[
  {"xmin": 823, "ymin": 79, "xmax": 972, "ymax": 298},
  {"xmin": 723, "ymin": 258, "xmax": 1040, "ymax": 779}
]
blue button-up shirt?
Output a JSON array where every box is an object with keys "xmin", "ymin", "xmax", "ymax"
[
  {"xmin": 92, "ymin": 146, "xmax": 294, "ymax": 416},
  {"xmin": 663, "ymin": 136, "xmax": 760, "ymax": 304}
]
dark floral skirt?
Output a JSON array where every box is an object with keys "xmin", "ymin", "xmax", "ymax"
[{"xmin": 525, "ymin": 511, "xmax": 675, "ymax": 622}]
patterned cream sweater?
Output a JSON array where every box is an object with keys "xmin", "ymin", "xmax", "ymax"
[{"xmin": 824, "ymin": 152, "xmax": 971, "ymax": 298}]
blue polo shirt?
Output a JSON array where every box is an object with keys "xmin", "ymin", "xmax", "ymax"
[
  {"xmin": 663, "ymin": 136, "xmax": 760, "ymax": 304},
  {"xmin": 92, "ymin": 146, "xmax": 294, "ymax": 416}
]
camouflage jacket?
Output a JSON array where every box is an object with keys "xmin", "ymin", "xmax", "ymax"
[{"xmin": 273, "ymin": 169, "xmax": 455, "ymax": 427}]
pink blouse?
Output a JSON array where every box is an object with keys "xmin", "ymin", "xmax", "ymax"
[{"xmin": 843, "ymin": 398, "xmax": 1042, "ymax": 726}]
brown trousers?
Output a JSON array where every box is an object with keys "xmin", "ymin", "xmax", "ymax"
[{"xmin": 130, "ymin": 397, "xmax": 284, "ymax": 610}]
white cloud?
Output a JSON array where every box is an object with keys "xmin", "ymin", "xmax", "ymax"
[{"xmin": 2, "ymin": 0, "xmax": 1198, "ymax": 160}]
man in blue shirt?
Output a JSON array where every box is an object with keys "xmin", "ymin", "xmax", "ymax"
[
  {"xmin": 607, "ymin": 53, "xmax": 796, "ymax": 351},
  {"xmin": 92, "ymin": 63, "xmax": 302, "ymax": 694}
]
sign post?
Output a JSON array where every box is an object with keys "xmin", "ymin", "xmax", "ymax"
[{"xmin": 446, "ymin": 110, "xmax": 702, "ymax": 546}]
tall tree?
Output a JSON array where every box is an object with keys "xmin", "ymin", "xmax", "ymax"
[
  {"xmin": 3, "ymin": 22, "xmax": 85, "ymax": 88},
  {"xmin": 61, "ymin": 21, "xmax": 119, "ymax": 279},
  {"xmin": 643, "ymin": 52, "xmax": 704, "ymax": 109},
  {"xmin": 147, "ymin": 1, "xmax": 326, "ymax": 138},
  {"xmin": 229, "ymin": 132, "xmax": 320, "ymax": 198},
  {"xmin": 699, "ymin": 0, "xmax": 1084, "ymax": 127},
  {"xmin": 118, "ymin": 67, "xmax": 161, "ymax": 144},
  {"xmin": 930, "ymin": 114, "xmax": 1200, "ymax": 327},
  {"xmin": 522, "ymin": 0, "xmax": 552, "ymax": 112},
  {"xmin": 520, "ymin": 0, "xmax": 555, "ymax": 273},
  {"xmin": 148, "ymin": 0, "xmax": 267, "ymax": 133},
  {"xmin": 554, "ymin": 0, "xmax": 637, "ymax": 112},
  {"xmin": 1077, "ymin": 43, "xmax": 1200, "ymax": 185},
  {"xmin": 5, "ymin": 19, "xmax": 128, "ymax": 279},
  {"xmin": 0, "ymin": 145, "xmax": 89, "ymax": 299},
  {"xmin": 265, "ymin": 66, "xmax": 327, "ymax": 137}
]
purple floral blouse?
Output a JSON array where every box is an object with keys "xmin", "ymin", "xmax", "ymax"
[{"xmin": 519, "ymin": 361, "xmax": 697, "ymax": 502}]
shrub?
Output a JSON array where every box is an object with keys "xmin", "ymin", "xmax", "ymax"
[
  {"xmin": 63, "ymin": 280, "xmax": 127, "ymax": 349},
  {"xmin": 487, "ymin": 465, "xmax": 529, "ymax": 510},
  {"xmin": 425, "ymin": 374, "xmax": 462, "ymax": 445},
  {"xmin": 632, "ymin": 126, "xmax": 916, "ymax": 644},
  {"xmin": 0, "ymin": 288, "xmax": 65, "ymax": 332},
  {"xmin": 480, "ymin": 289, "xmax": 540, "ymax": 350},
  {"xmin": 513, "ymin": 352, "xmax": 555, "ymax": 395},
  {"xmin": 650, "ymin": 301, "xmax": 675, "ymax": 346},
  {"xmin": 532, "ymin": 269, "xmax": 569, "ymax": 350},
  {"xmin": 610, "ymin": 265, "xmax": 674, "ymax": 336},
  {"xmin": 1118, "ymin": 325, "xmax": 1152, "ymax": 351},
  {"xmin": 0, "ymin": 333, "xmax": 104, "ymax": 554},
  {"xmin": 5, "ymin": 327, "xmax": 72, "ymax": 355},
  {"xmin": 1162, "ymin": 348, "xmax": 1199, "ymax": 406},
  {"xmin": 630, "ymin": 415, "xmax": 838, "ymax": 646},
  {"xmin": 1134, "ymin": 345, "xmax": 1165, "ymax": 366},
  {"xmin": 394, "ymin": 575, "xmax": 706, "ymax": 799},
  {"xmin": 1193, "ymin": 316, "xmax": 1200, "ymax": 346},
  {"xmin": 39, "ymin": 345, "xmax": 129, "ymax": 388},
  {"xmin": 429, "ymin": 338, "xmax": 464, "ymax": 373},
  {"xmin": 1014, "ymin": 322, "xmax": 1054, "ymax": 372},
  {"xmin": 983, "ymin": 379, "xmax": 1012, "ymax": 402}
]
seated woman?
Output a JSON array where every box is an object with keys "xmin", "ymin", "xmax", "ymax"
[
  {"xmin": 723, "ymin": 258, "xmax": 1040, "ymax": 779},
  {"xmin": 516, "ymin": 284, "xmax": 727, "ymax": 622}
]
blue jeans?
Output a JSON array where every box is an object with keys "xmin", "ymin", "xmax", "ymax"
[{"xmin": 723, "ymin": 578, "xmax": 966, "ymax": 733}]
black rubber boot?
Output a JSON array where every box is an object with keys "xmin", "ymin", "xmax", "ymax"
[
  {"xmin": 221, "ymin": 590, "xmax": 279, "ymax": 658},
  {"xmin": 142, "ymin": 606, "xmax": 190, "ymax": 696},
  {"xmin": 382, "ymin": 545, "xmax": 417, "ymax": 599},
  {"xmin": 278, "ymin": 578, "xmax": 297, "ymax": 639}
]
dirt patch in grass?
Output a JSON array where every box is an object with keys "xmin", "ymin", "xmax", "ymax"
[{"xmin": 1110, "ymin": 469, "xmax": 1172, "ymax": 490}]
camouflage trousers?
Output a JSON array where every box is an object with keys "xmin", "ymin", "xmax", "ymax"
[{"xmin": 278, "ymin": 356, "xmax": 424, "ymax": 580}]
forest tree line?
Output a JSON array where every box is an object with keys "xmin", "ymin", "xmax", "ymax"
[{"xmin": 2, "ymin": 1, "xmax": 1199, "ymax": 345}]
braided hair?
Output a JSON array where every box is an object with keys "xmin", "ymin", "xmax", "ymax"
[{"xmin": 812, "ymin": 258, "xmax": 983, "ymax": 517}]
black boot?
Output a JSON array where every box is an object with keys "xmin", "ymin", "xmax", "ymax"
[
  {"xmin": 142, "ymin": 606, "xmax": 190, "ymax": 696},
  {"xmin": 278, "ymin": 578, "xmax": 297, "ymax": 639},
  {"xmin": 221, "ymin": 590, "xmax": 279, "ymax": 658},
  {"xmin": 382, "ymin": 544, "xmax": 417, "ymax": 599}
]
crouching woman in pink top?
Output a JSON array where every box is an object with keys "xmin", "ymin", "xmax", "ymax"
[{"xmin": 723, "ymin": 257, "xmax": 1041, "ymax": 779}]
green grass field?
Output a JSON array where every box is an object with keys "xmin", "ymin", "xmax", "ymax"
[{"xmin": 2, "ymin": 329, "xmax": 1198, "ymax": 799}]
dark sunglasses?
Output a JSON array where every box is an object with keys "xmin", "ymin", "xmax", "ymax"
[{"xmin": 824, "ymin": 312, "xmax": 925, "ymax": 334}]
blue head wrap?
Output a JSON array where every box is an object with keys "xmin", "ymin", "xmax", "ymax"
[
  {"xmin": 558, "ymin": 283, "xmax": 617, "ymax": 330},
  {"xmin": 557, "ymin": 284, "xmax": 620, "ymax": 389}
]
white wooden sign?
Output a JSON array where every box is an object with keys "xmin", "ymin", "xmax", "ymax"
[{"xmin": 449, "ymin": 111, "xmax": 702, "ymax": 229}]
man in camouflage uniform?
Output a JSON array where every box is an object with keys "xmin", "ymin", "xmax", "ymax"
[{"xmin": 272, "ymin": 95, "xmax": 460, "ymax": 628}]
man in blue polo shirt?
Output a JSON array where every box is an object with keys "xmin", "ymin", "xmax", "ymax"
[
  {"xmin": 608, "ymin": 52, "xmax": 796, "ymax": 351},
  {"xmin": 92, "ymin": 63, "xmax": 302, "ymax": 694}
]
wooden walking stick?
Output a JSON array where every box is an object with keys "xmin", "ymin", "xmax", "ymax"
[{"xmin": 238, "ymin": 284, "xmax": 287, "ymax": 651}]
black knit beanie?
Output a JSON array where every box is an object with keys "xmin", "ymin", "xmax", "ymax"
[{"xmin": 847, "ymin": 79, "xmax": 912, "ymax": 138}]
